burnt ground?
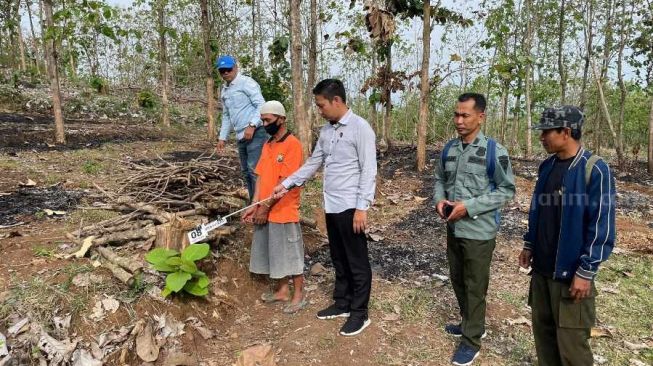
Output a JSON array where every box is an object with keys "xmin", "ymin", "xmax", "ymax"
[
  {"xmin": 0, "ymin": 185, "xmax": 85, "ymax": 226},
  {"xmin": 0, "ymin": 112, "xmax": 183, "ymax": 153},
  {"xmin": 1, "ymin": 117, "xmax": 652, "ymax": 365}
]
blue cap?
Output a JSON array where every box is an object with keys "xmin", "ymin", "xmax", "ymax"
[{"xmin": 215, "ymin": 55, "xmax": 236, "ymax": 69}]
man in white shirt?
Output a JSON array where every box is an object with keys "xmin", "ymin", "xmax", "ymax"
[{"xmin": 273, "ymin": 79, "xmax": 377, "ymax": 336}]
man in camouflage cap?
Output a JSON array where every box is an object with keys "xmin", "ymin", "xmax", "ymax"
[
  {"xmin": 533, "ymin": 105, "xmax": 585, "ymax": 131},
  {"xmin": 520, "ymin": 105, "xmax": 616, "ymax": 366}
]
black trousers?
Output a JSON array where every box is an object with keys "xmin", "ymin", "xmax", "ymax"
[{"xmin": 325, "ymin": 209, "xmax": 372, "ymax": 318}]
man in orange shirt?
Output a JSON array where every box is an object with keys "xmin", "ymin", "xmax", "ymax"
[{"xmin": 242, "ymin": 100, "xmax": 306, "ymax": 314}]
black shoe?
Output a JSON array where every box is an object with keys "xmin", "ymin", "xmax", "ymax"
[
  {"xmin": 316, "ymin": 304, "xmax": 350, "ymax": 320},
  {"xmin": 339, "ymin": 316, "xmax": 371, "ymax": 336}
]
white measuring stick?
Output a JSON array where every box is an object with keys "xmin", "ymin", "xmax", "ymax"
[{"xmin": 187, "ymin": 195, "xmax": 275, "ymax": 244}]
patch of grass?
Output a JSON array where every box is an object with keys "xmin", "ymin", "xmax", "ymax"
[
  {"xmin": 505, "ymin": 331, "xmax": 535, "ymax": 363},
  {"xmin": 58, "ymin": 263, "xmax": 93, "ymax": 291},
  {"xmin": 592, "ymin": 253, "xmax": 653, "ymax": 364},
  {"xmin": 0, "ymin": 159, "xmax": 19, "ymax": 170},
  {"xmin": 398, "ymin": 287, "xmax": 434, "ymax": 321},
  {"xmin": 371, "ymin": 286, "xmax": 434, "ymax": 322},
  {"xmin": 82, "ymin": 160, "xmax": 102, "ymax": 175},
  {"xmin": 496, "ymin": 290, "xmax": 527, "ymax": 308},
  {"xmin": 34, "ymin": 211, "xmax": 46, "ymax": 219},
  {"xmin": 43, "ymin": 173, "xmax": 65, "ymax": 185},
  {"xmin": 33, "ymin": 247, "xmax": 56, "ymax": 258}
]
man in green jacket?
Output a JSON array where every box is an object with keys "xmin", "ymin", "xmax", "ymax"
[{"xmin": 434, "ymin": 93, "xmax": 516, "ymax": 366}]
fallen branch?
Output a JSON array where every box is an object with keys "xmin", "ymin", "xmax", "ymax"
[
  {"xmin": 102, "ymin": 260, "xmax": 134, "ymax": 286},
  {"xmin": 95, "ymin": 246, "xmax": 143, "ymax": 274}
]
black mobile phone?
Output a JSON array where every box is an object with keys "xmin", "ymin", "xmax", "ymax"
[{"xmin": 443, "ymin": 204, "xmax": 453, "ymax": 219}]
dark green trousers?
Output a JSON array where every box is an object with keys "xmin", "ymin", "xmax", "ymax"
[
  {"xmin": 446, "ymin": 231, "xmax": 496, "ymax": 350},
  {"xmin": 529, "ymin": 272, "xmax": 596, "ymax": 366}
]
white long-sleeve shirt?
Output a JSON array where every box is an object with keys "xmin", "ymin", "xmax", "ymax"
[{"xmin": 282, "ymin": 109, "xmax": 377, "ymax": 214}]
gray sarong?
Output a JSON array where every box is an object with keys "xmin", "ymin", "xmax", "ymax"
[{"xmin": 250, "ymin": 222, "xmax": 304, "ymax": 279}]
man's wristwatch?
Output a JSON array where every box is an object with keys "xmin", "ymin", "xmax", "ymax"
[{"xmin": 248, "ymin": 122, "xmax": 257, "ymax": 128}]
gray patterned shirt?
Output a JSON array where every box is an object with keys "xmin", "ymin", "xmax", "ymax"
[{"xmin": 282, "ymin": 109, "xmax": 377, "ymax": 214}]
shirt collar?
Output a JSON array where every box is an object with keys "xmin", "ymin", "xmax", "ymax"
[
  {"xmin": 455, "ymin": 131, "xmax": 485, "ymax": 146},
  {"xmin": 227, "ymin": 73, "xmax": 241, "ymax": 87},
  {"xmin": 267, "ymin": 131, "xmax": 291, "ymax": 143},
  {"xmin": 331, "ymin": 109, "xmax": 353, "ymax": 129}
]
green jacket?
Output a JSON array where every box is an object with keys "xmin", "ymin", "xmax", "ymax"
[{"xmin": 434, "ymin": 132, "xmax": 516, "ymax": 240}]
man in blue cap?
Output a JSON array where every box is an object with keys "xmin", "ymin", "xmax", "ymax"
[
  {"xmin": 520, "ymin": 105, "xmax": 616, "ymax": 366},
  {"xmin": 215, "ymin": 55, "xmax": 267, "ymax": 201}
]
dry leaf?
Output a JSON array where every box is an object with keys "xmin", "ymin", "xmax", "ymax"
[
  {"xmin": 235, "ymin": 344, "xmax": 276, "ymax": 366},
  {"xmin": 368, "ymin": 233, "xmax": 384, "ymax": 242},
  {"xmin": 43, "ymin": 209, "xmax": 66, "ymax": 216},
  {"xmin": 136, "ymin": 323, "xmax": 159, "ymax": 362},
  {"xmin": 382, "ymin": 313, "xmax": 400, "ymax": 322},
  {"xmin": 507, "ymin": 316, "xmax": 532, "ymax": 327},
  {"xmin": 624, "ymin": 341, "xmax": 651, "ymax": 351},
  {"xmin": 71, "ymin": 349, "xmax": 102, "ymax": 366},
  {"xmin": 591, "ymin": 327, "xmax": 614, "ymax": 338},
  {"xmin": 19, "ymin": 179, "xmax": 37, "ymax": 187},
  {"xmin": 310, "ymin": 263, "xmax": 327, "ymax": 276},
  {"xmin": 163, "ymin": 352, "xmax": 198, "ymax": 366},
  {"xmin": 413, "ymin": 196, "xmax": 428, "ymax": 203},
  {"xmin": 7, "ymin": 317, "xmax": 29, "ymax": 336}
]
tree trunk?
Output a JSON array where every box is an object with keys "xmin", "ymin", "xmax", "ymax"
[
  {"xmin": 416, "ymin": 0, "xmax": 430, "ymax": 172},
  {"xmin": 592, "ymin": 63, "xmax": 625, "ymax": 167},
  {"xmin": 616, "ymin": 0, "xmax": 629, "ymax": 163},
  {"xmin": 557, "ymin": 0, "xmax": 567, "ymax": 104},
  {"xmin": 257, "ymin": 0, "xmax": 263, "ymax": 64},
  {"xmin": 306, "ymin": 0, "xmax": 318, "ymax": 139},
  {"xmin": 200, "ymin": 0, "xmax": 216, "ymax": 141},
  {"xmin": 383, "ymin": 43, "xmax": 393, "ymax": 149},
  {"xmin": 648, "ymin": 96, "xmax": 653, "ymax": 174},
  {"xmin": 580, "ymin": 0, "xmax": 594, "ymax": 110},
  {"xmin": 43, "ymin": 0, "xmax": 65, "ymax": 144},
  {"xmin": 512, "ymin": 90, "xmax": 522, "ymax": 153},
  {"xmin": 524, "ymin": 0, "xmax": 533, "ymax": 156},
  {"xmin": 500, "ymin": 83, "xmax": 508, "ymax": 143},
  {"xmin": 251, "ymin": 0, "xmax": 256, "ymax": 65},
  {"xmin": 26, "ymin": 0, "xmax": 40, "ymax": 74},
  {"xmin": 290, "ymin": 0, "xmax": 310, "ymax": 159},
  {"xmin": 158, "ymin": 0, "xmax": 170, "ymax": 127},
  {"xmin": 370, "ymin": 49, "xmax": 378, "ymax": 134},
  {"xmin": 15, "ymin": 0, "xmax": 27, "ymax": 72}
]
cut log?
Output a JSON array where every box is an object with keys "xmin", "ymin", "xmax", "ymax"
[
  {"xmin": 95, "ymin": 246, "xmax": 143, "ymax": 274},
  {"xmin": 93, "ymin": 226, "xmax": 156, "ymax": 246},
  {"xmin": 70, "ymin": 213, "xmax": 137, "ymax": 238},
  {"xmin": 155, "ymin": 216, "xmax": 196, "ymax": 251},
  {"xmin": 102, "ymin": 260, "xmax": 134, "ymax": 286},
  {"xmin": 73, "ymin": 220, "xmax": 154, "ymax": 238}
]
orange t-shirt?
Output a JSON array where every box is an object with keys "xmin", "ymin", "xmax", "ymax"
[{"xmin": 254, "ymin": 132, "xmax": 303, "ymax": 223}]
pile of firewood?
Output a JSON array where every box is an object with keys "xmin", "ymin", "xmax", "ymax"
[
  {"xmin": 65, "ymin": 155, "xmax": 248, "ymax": 284},
  {"xmin": 115, "ymin": 155, "xmax": 247, "ymax": 211}
]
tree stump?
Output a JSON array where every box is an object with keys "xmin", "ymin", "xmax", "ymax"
[{"xmin": 155, "ymin": 216, "xmax": 195, "ymax": 251}]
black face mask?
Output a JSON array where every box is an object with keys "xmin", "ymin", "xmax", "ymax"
[{"xmin": 264, "ymin": 118, "xmax": 281, "ymax": 136}]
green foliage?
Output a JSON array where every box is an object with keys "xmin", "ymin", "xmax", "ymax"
[
  {"xmin": 138, "ymin": 90, "xmax": 157, "ymax": 109},
  {"xmin": 145, "ymin": 244, "xmax": 211, "ymax": 297},
  {"xmin": 250, "ymin": 66, "xmax": 289, "ymax": 108},
  {"xmin": 82, "ymin": 160, "xmax": 102, "ymax": 175},
  {"xmin": 269, "ymin": 36, "xmax": 289, "ymax": 65},
  {"xmin": 89, "ymin": 76, "xmax": 108, "ymax": 93}
]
